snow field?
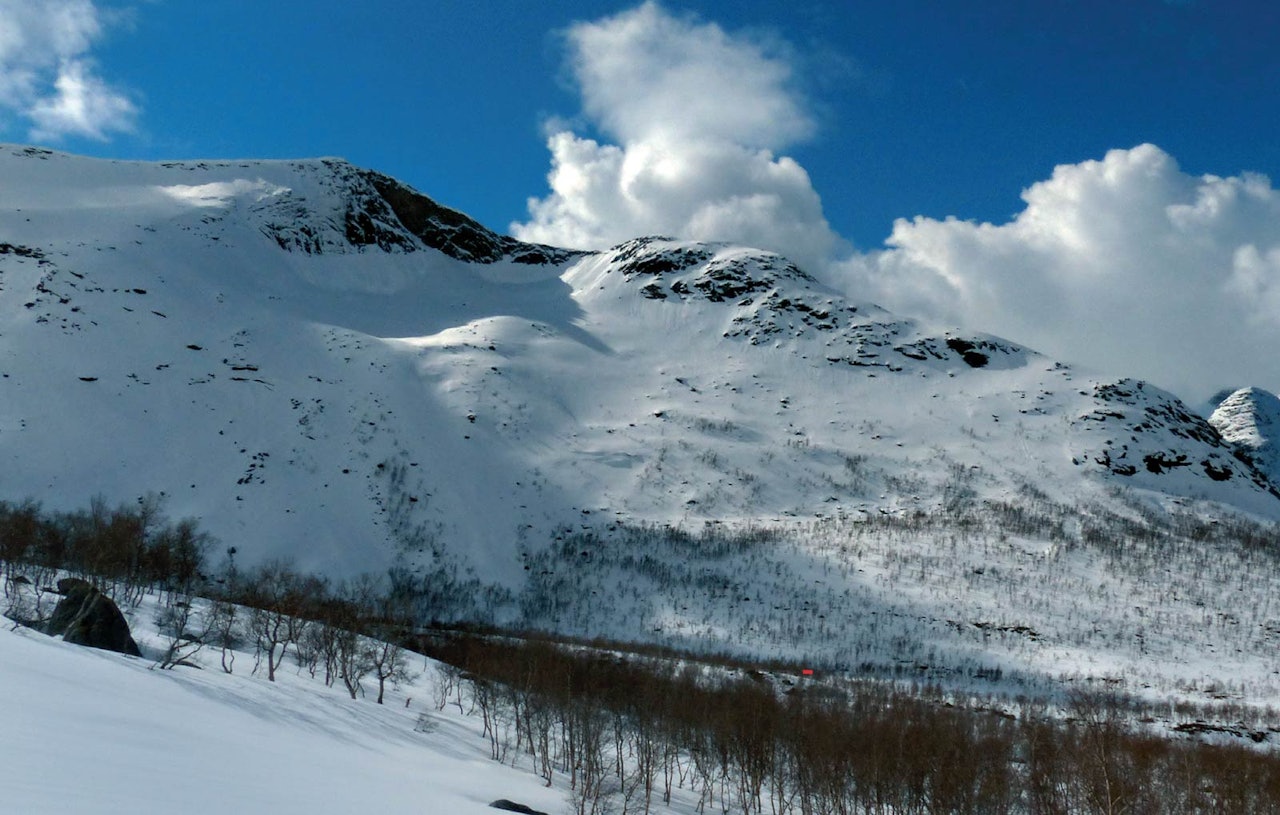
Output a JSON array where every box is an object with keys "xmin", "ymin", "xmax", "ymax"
[{"xmin": 0, "ymin": 593, "xmax": 568, "ymax": 815}]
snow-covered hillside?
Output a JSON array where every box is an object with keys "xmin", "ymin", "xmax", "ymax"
[
  {"xmin": 0, "ymin": 601, "xmax": 571, "ymax": 815},
  {"xmin": 2, "ymin": 145, "xmax": 1272, "ymax": 574},
  {"xmin": 8, "ymin": 594, "xmax": 1278, "ymax": 815},
  {"xmin": 5, "ymin": 145, "xmax": 1280, "ymax": 705}
]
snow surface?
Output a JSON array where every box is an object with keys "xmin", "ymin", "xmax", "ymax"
[{"xmin": 0, "ymin": 603, "xmax": 570, "ymax": 815}]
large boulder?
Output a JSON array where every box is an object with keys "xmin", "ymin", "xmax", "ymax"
[
  {"xmin": 45, "ymin": 578, "xmax": 142, "ymax": 657},
  {"xmin": 489, "ymin": 801, "xmax": 549, "ymax": 815}
]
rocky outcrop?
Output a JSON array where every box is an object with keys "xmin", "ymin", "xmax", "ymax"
[
  {"xmin": 45, "ymin": 577, "xmax": 142, "ymax": 657},
  {"xmin": 490, "ymin": 801, "xmax": 549, "ymax": 815},
  {"xmin": 361, "ymin": 171, "xmax": 582, "ymax": 265}
]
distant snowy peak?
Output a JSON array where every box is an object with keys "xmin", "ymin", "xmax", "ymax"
[
  {"xmin": 1210, "ymin": 387, "xmax": 1280, "ymax": 474},
  {"xmin": 1210, "ymin": 387, "xmax": 1280, "ymax": 448},
  {"xmin": 609, "ymin": 235, "xmax": 817, "ymax": 292}
]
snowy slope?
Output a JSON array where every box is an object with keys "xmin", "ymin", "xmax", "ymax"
[{"xmin": 0, "ymin": 607, "xmax": 570, "ymax": 815}]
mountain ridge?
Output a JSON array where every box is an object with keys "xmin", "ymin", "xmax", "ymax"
[
  {"xmin": 1, "ymin": 144, "xmax": 1277, "ymax": 579},
  {"xmin": 12, "ymin": 145, "xmax": 1280, "ymax": 703}
]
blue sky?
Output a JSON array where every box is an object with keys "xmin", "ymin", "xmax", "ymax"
[
  {"xmin": 4, "ymin": 0, "xmax": 1280, "ymax": 400},
  {"xmin": 10, "ymin": 0, "xmax": 1274, "ymax": 248}
]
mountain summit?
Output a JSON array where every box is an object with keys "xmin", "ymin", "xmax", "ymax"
[{"xmin": 1210, "ymin": 386, "xmax": 1280, "ymax": 481}]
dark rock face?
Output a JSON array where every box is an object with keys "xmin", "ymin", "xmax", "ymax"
[
  {"xmin": 945, "ymin": 338, "xmax": 990, "ymax": 368},
  {"xmin": 490, "ymin": 801, "xmax": 548, "ymax": 815},
  {"xmin": 358, "ymin": 170, "xmax": 583, "ymax": 266},
  {"xmin": 365, "ymin": 172, "xmax": 506, "ymax": 262},
  {"xmin": 258, "ymin": 161, "xmax": 586, "ymax": 265},
  {"xmin": 45, "ymin": 578, "xmax": 142, "ymax": 657}
]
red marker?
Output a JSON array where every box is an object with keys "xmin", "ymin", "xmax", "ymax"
[{"xmin": 801, "ymin": 668, "xmax": 814, "ymax": 676}]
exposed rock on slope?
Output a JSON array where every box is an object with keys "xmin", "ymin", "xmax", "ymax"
[
  {"xmin": 44, "ymin": 578, "xmax": 142, "ymax": 657},
  {"xmin": 257, "ymin": 159, "xmax": 581, "ymax": 265}
]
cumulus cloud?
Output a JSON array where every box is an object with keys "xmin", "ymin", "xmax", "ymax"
[
  {"xmin": 515, "ymin": 5, "xmax": 1280, "ymax": 403},
  {"xmin": 837, "ymin": 144, "xmax": 1280, "ymax": 402},
  {"xmin": 512, "ymin": 1, "xmax": 841, "ymax": 272},
  {"xmin": 0, "ymin": 0, "xmax": 136, "ymax": 141},
  {"xmin": 513, "ymin": 4, "xmax": 1280, "ymax": 403}
]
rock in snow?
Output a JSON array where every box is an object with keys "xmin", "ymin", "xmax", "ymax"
[
  {"xmin": 489, "ymin": 800, "xmax": 549, "ymax": 815},
  {"xmin": 44, "ymin": 578, "xmax": 142, "ymax": 657}
]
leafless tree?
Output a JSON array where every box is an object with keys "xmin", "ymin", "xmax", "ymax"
[
  {"xmin": 366, "ymin": 635, "xmax": 412, "ymax": 705},
  {"xmin": 335, "ymin": 624, "xmax": 371, "ymax": 699},
  {"xmin": 208, "ymin": 597, "xmax": 241, "ymax": 674},
  {"xmin": 432, "ymin": 662, "xmax": 463, "ymax": 712},
  {"xmin": 332, "ymin": 576, "xmax": 380, "ymax": 699},
  {"xmin": 154, "ymin": 596, "xmax": 209, "ymax": 669},
  {"xmin": 243, "ymin": 560, "xmax": 313, "ymax": 682},
  {"xmin": 0, "ymin": 499, "xmax": 40, "ymax": 597},
  {"xmin": 365, "ymin": 588, "xmax": 415, "ymax": 704}
]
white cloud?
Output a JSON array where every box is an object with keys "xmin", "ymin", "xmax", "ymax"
[
  {"xmin": 0, "ymin": 0, "xmax": 136, "ymax": 141},
  {"xmin": 512, "ymin": 2, "xmax": 841, "ymax": 272},
  {"xmin": 836, "ymin": 144, "xmax": 1280, "ymax": 402},
  {"xmin": 516, "ymin": 5, "xmax": 1280, "ymax": 404},
  {"xmin": 155, "ymin": 179, "xmax": 290, "ymax": 208},
  {"xmin": 28, "ymin": 58, "xmax": 136, "ymax": 141},
  {"xmin": 564, "ymin": 2, "xmax": 813, "ymax": 149}
]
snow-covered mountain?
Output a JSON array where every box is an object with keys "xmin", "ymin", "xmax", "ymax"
[
  {"xmin": 1, "ymin": 144, "xmax": 1275, "ymax": 579},
  {"xmin": 10, "ymin": 145, "xmax": 1280, "ymax": 705},
  {"xmin": 1209, "ymin": 386, "xmax": 1280, "ymax": 483}
]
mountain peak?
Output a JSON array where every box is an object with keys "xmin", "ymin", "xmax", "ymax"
[
  {"xmin": 262, "ymin": 160, "xmax": 582, "ymax": 266},
  {"xmin": 1210, "ymin": 386, "xmax": 1280, "ymax": 460},
  {"xmin": 604, "ymin": 237, "xmax": 816, "ymax": 303}
]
